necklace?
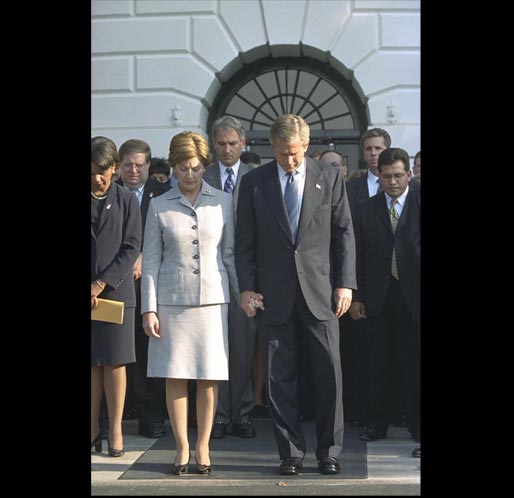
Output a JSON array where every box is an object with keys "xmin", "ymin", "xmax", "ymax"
[{"xmin": 91, "ymin": 191, "xmax": 108, "ymax": 200}]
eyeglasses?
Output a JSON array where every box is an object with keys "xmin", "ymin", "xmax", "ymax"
[{"xmin": 121, "ymin": 162, "xmax": 148, "ymax": 170}]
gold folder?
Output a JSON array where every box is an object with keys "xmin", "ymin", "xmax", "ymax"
[{"xmin": 91, "ymin": 298, "xmax": 124, "ymax": 324}]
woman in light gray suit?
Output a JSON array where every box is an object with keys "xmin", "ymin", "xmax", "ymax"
[{"xmin": 141, "ymin": 131, "xmax": 238, "ymax": 475}]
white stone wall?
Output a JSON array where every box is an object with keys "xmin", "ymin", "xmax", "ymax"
[{"xmin": 92, "ymin": 0, "xmax": 420, "ymax": 158}]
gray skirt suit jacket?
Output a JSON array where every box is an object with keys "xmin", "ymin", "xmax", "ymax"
[{"xmin": 141, "ymin": 180, "xmax": 239, "ymax": 379}]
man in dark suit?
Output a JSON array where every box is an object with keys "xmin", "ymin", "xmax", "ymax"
[
  {"xmin": 343, "ymin": 128, "xmax": 392, "ymax": 427},
  {"xmin": 349, "ymin": 148, "xmax": 420, "ymax": 456},
  {"xmin": 235, "ymin": 114, "xmax": 356, "ymax": 476},
  {"xmin": 117, "ymin": 139, "xmax": 171, "ymax": 438},
  {"xmin": 203, "ymin": 116, "xmax": 259, "ymax": 439}
]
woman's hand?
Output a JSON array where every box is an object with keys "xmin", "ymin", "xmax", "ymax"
[
  {"xmin": 143, "ymin": 312, "xmax": 161, "ymax": 338},
  {"xmin": 91, "ymin": 280, "xmax": 105, "ymax": 310}
]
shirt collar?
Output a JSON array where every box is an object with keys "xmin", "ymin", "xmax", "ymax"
[
  {"xmin": 219, "ymin": 160, "xmax": 240, "ymax": 179},
  {"xmin": 385, "ymin": 185, "xmax": 409, "ymax": 209},
  {"xmin": 276, "ymin": 158, "xmax": 306, "ymax": 180}
]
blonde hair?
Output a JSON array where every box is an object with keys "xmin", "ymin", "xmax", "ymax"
[{"xmin": 168, "ymin": 131, "xmax": 212, "ymax": 168}]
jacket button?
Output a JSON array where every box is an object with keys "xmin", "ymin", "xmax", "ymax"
[
  {"xmin": 193, "ymin": 255, "xmax": 199, "ymax": 259},
  {"xmin": 193, "ymin": 269, "xmax": 199, "ymax": 274},
  {"xmin": 192, "ymin": 240, "xmax": 198, "ymax": 244},
  {"xmin": 192, "ymin": 225, "xmax": 197, "ymax": 229},
  {"xmin": 191, "ymin": 211, "xmax": 196, "ymax": 216}
]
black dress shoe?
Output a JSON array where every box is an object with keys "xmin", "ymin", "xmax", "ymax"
[
  {"xmin": 279, "ymin": 457, "xmax": 303, "ymax": 476},
  {"xmin": 412, "ymin": 447, "xmax": 421, "ymax": 458},
  {"xmin": 359, "ymin": 426, "xmax": 388, "ymax": 442},
  {"xmin": 232, "ymin": 419, "xmax": 256, "ymax": 438},
  {"xmin": 138, "ymin": 421, "xmax": 166, "ymax": 438},
  {"xmin": 318, "ymin": 457, "xmax": 341, "ymax": 475},
  {"xmin": 210, "ymin": 422, "xmax": 227, "ymax": 439}
]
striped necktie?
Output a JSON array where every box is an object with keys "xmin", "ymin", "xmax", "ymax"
[
  {"xmin": 224, "ymin": 168, "xmax": 234, "ymax": 194},
  {"xmin": 376, "ymin": 179, "xmax": 383, "ymax": 195},
  {"xmin": 390, "ymin": 199, "xmax": 399, "ymax": 280}
]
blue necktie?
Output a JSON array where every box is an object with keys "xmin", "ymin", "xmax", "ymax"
[
  {"xmin": 224, "ymin": 168, "xmax": 234, "ymax": 194},
  {"xmin": 130, "ymin": 188, "xmax": 142, "ymax": 206},
  {"xmin": 284, "ymin": 171, "xmax": 299, "ymax": 239}
]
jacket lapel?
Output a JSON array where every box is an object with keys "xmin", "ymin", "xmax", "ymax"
[
  {"xmin": 96, "ymin": 183, "xmax": 117, "ymax": 235},
  {"xmin": 394, "ymin": 191, "xmax": 411, "ymax": 233},
  {"xmin": 262, "ymin": 161, "xmax": 294, "ymax": 244},
  {"xmin": 207, "ymin": 165, "xmax": 222, "ymax": 190},
  {"xmin": 296, "ymin": 158, "xmax": 322, "ymax": 245},
  {"xmin": 373, "ymin": 193, "xmax": 393, "ymax": 233}
]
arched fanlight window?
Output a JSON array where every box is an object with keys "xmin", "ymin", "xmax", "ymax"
[{"xmin": 208, "ymin": 55, "xmax": 368, "ymax": 169}]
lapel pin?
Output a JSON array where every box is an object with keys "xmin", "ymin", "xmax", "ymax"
[
  {"xmin": 206, "ymin": 188, "xmax": 211, "ymax": 194},
  {"xmin": 149, "ymin": 192, "xmax": 153, "ymax": 198},
  {"xmin": 315, "ymin": 183, "xmax": 321, "ymax": 189},
  {"xmin": 106, "ymin": 204, "xmax": 111, "ymax": 210}
]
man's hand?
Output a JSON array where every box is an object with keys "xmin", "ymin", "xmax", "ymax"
[
  {"xmin": 133, "ymin": 253, "xmax": 143, "ymax": 280},
  {"xmin": 333, "ymin": 287, "xmax": 352, "ymax": 318},
  {"xmin": 240, "ymin": 290, "xmax": 265, "ymax": 318},
  {"xmin": 349, "ymin": 301, "xmax": 366, "ymax": 320}
]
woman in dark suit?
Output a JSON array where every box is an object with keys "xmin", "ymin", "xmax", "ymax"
[{"xmin": 91, "ymin": 136, "xmax": 142, "ymax": 456}]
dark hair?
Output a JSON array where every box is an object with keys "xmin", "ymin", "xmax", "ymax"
[
  {"xmin": 119, "ymin": 139, "xmax": 151, "ymax": 164},
  {"xmin": 377, "ymin": 148, "xmax": 410, "ymax": 172},
  {"xmin": 414, "ymin": 150, "xmax": 421, "ymax": 161},
  {"xmin": 240, "ymin": 151, "xmax": 261, "ymax": 165},
  {"xmin": 149, "ymin": 157, "xmax": 170, "ymax": 177},
  {"xmin": 91, "ymin": 136, "xmax": 118, "ymax": 171}
]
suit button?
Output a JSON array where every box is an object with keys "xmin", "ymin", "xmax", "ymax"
[
  {"xmin": 192, "ymin": 225, "xmax": 197, "ymax": 229},
  {"xmin": 192, "ymin": 240, "xmax": 198, "ymax": 244},
  {"xmin": 191, "ymin": 211, "xmax": 196, "ymax": 216},
  {"xmin": 193, "ymin": 269, "xmax": 199, "ymax": 274},
  {"xmin": 193, "ymin": 255, "xmax": 199, "ymax": 259}
]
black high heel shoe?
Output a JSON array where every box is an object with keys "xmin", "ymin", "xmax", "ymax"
[
  {"xmin": 107, "ymin": 439, "xmax": 125, "ymax": 457},
  {"xmin": 91, "ymin": 433, "xmax": 102, "ymax": 453},
  {"xmin": 195, "ymin": 457, "xmax": 212, "ymax": 475},
  {"xmin": 171, "ymin": 451, "xmax": 191, "ymax": 475}
]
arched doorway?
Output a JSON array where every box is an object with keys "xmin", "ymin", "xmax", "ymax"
[{"xmin": 208, "ymin": 55, "xmax": 368, "ymax": 171}]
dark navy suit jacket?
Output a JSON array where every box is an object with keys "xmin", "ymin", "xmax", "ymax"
[
  {"xmin": 353, "ymin": 187, "xmax": 420, "ymax": 322},
  {"xmin": 91, "ymin": 182, "xmax": 142, "ymax": 307}
]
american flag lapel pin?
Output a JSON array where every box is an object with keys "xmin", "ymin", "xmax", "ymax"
[{"xmin": 315, "ymin": 183, "xmax": 321, "ymax": 190}]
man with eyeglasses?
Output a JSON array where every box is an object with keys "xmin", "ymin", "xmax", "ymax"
[
  {"xmin": 349, "ymin": 148, "xmax": 420, "ymax": 456},
  {"xmin": 116, "ymin": 139, "xmax": 171, "ymax": 439}
]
